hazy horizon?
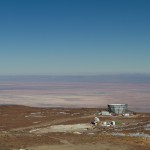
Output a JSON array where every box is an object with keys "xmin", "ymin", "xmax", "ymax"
[
  {"xmin": 0, "ymin": 74, "xmax": 150, "ymax": 83},
  {"xmin": 0, "ymin": 74, "xmax": 150, "ymax": 112}
]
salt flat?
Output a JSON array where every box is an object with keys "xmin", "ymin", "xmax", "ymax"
[{"xmin": 0, "ymin": 81, "xmax": 150, "ymax": 112}]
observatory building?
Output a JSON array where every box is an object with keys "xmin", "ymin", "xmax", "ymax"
[{"xmin": 108, "ymin": 104, "xmax": 128, "ymax": 114}]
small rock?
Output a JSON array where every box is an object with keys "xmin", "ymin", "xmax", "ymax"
[{"xmin": 73, "ymin": 131, "xmax": 82, "ymax": 134}]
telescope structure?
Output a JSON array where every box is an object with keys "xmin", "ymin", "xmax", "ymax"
[{"xmin": 108, "ymin": 104, "xmax": 128, "ymax": 114}]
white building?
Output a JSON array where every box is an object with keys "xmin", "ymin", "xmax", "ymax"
[{"xmin": 101, "ymin": 111, "xmax": 111, "ymax": 116}]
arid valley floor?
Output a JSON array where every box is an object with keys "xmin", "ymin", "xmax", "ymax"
[
  {"xmin": 0, "ymin": 105, "xmax": 150, "ymax": 150},
  {"xmin": 0, "ymin": 76, "xmax": 150, "ymax": 149}
]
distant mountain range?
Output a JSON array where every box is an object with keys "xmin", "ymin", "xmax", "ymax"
[{"xmin": 0, "ymin": 74, "xmax": 150, "ymax": 83}]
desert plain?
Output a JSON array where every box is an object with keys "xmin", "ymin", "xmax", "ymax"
[
  {"xmin": 0, "ymin": 77, "xmax": 150, "ymax": 149},
  {"xmin": 0, "ymin": 80, "xmax": 150, "ymax": 112}
]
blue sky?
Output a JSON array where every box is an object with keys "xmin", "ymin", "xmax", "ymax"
[{"xmin": 0, "ymin": 0, "xmax": 150, "ymax": 75}]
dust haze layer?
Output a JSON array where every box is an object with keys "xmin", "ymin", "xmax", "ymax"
[{"xmin": 0, "ymin": 75, "xmax": 150, "ymax": 112}]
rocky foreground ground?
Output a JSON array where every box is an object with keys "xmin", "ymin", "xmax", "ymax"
[{"xmin": 0, "ymin": 105, "xmax": 150, "ymax": 150}]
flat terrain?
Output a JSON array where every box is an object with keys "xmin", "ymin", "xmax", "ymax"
[
  {"xmin": 0, "ymin": 105, "xmax": 150, "ymax": 150},
  {"xmin": 0, "ymin": 82, "xmax": 150, "ymax": 112}
]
